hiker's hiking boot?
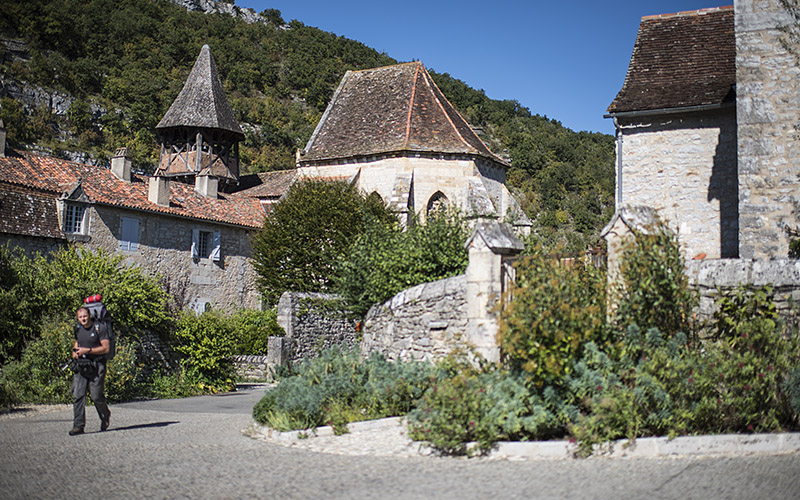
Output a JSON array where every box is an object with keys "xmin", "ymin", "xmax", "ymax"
[
  {"xmin": 101, "ymin": 414, "xmax": 110, "ymax": 432},
  {"xmin": 68, "ymin": 427, "xmax": 84, "ymax": 436}
]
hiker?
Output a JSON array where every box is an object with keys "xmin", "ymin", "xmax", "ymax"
[{"xmin": 69, "ymin": 306, "xmax": 111, "ymax": 436}]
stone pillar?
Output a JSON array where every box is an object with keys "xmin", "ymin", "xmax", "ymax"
[
  {"xmin": 195, "ymin": 173, "xmax": 218, "ymax": 198},
  {"xmin": 148, "ymin": 176, "xmax": 170, "ymax": 207},
  {"xmin": 111, "ymin": 147, "xmax": 131, "ymax": 182},
  {"xmin": 0, "ymin": 119, "xmax": 6, "ymax": 158},
  {"xmin": 464, "ymin": 220, "xmax": 524, "ymax": 363}
]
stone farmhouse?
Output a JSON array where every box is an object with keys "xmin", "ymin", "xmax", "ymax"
[
  {"xmin": 603, "ymin": 1, "xmax": 800, "ymax": 263},
  {"xmin": 603, "ymin": 1, "xmax": 800, "ymax": 320},
  {"xmin": 1, "ymin": 47, "xmax": 528, "ymax": 315}
]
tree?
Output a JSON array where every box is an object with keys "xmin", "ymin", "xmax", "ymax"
[{"xmin": 251, "ymin": 179, "xmax": 393, "ymax": 304}]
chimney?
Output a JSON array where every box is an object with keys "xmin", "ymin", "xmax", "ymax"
[
  {"xmin": 148, "ymin": 176, "xmax": 170, "ymax": 207},
  {"xmin": 0, "ymin": 119, "xmax": 6, "ymax": 158},
  {"xmin": 111, "ymin": 147, "xmax": 131, "ymax": 182},
  {"xmin": 195, "ymin": 173, "xmax": 218, "ymax": 198}
]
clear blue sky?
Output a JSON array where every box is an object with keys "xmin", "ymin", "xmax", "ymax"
[{"xmin": 242, "ymin": 1, "xmax": 731, "ymax": 135}]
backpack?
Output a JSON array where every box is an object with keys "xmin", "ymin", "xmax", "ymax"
[{"xmin": 83, "ymin": 294, "xmax": 115, "ymax": 360}]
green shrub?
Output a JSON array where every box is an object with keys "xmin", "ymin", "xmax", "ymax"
[
  {"xmin": 614, "ymin": 220, "xmax": 698, "ymax": 336},
  {"xmin": 252, "ymin": 347, "xmax": 435, "ymax": 433},
  {"xmin": 497, "ymin": 247, "xmax": 608, "ymax": 387},
  {"xmin": 335, "ymin": 209, "xmax": 469, "ymax": 317},
  {"xmin": 252, "ymin": 179, "xmax": 395, "ymax": 305},
  {"xmin": 229, "ymin": 309, "xmax": 283, "ymax": 355},
  {"xmin": 173, "ymin": 311, "xmax": 235, "ymax": 392},
  {"xmin": 104, "ymin": 338, "xmax": 147, "ymax": 403}
]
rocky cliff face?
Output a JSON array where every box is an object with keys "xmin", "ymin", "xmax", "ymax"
[{"xmin": 168, "ymin": 0, "xmax": 265, "ymax": 24}]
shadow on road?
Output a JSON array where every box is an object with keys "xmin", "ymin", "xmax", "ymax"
[{"xmin": 107, "ymin": 421, "xmax": 179, "ymax": 432}]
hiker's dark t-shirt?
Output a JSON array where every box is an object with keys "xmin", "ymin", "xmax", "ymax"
[{"xmin": 75, "ymin": 322, "xmax": 109, "ymax": 360}]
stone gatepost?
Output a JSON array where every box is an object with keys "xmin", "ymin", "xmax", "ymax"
[{"xmin": 464, "ymin": 220, "xmax": 524, "ymax": 363}]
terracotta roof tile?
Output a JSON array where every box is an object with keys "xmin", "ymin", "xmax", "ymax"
[
  {"xmin": 235, "ymin": 170, "xmax": 297, "ymax": 198},
  {"xmin": 0, "ymin": 150, "xmax": 265, "ymax": 229},
  {"xmin": 300, "ymin": 62, "xmax": 507, "ymax": 166},
  {"xmin": 608, "ymin": 6, "xmax": 735, "ymax": 114}
]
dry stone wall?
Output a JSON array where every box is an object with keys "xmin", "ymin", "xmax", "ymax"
[{"xmin": 360, "ymin": 275, "xmax": 468, "ymax": 362}]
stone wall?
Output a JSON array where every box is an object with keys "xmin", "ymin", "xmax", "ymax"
[
  {"xmin": 232, "ymin": 355, "xmax": 271, "ymax": 381},
  {"xmin": 1, "ymin": 234, "xmax": 65, "ymax": 257},
  {"xmin": 687, "ymin": 258, "xmax": 800, "ymax": 324},
  {"xmin": 360, "ymin": 275, "xmax": 468, "ymax": 362},
  {"xmin": 86, "ymin": 204, "xmax": 260, "ymax": 313},
  {"xmin": 276, "ymin": 292, "xmax": 358, "ymax": 365},
  {"xmin": 617, "ymin": 108, "xmax": 739, "ymax": 260},
  {"xmin": 736, "ymin": 0, "xmax": 800, "ymax": 259}
]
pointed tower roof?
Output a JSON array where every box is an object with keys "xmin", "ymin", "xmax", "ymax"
[
  {"xmin": 156, "ymin": 45, "xmax": 244, "ymax": 138},
  {"xmin": 300, "ymin": 62, "xmax": 507, "ymax": 166}
]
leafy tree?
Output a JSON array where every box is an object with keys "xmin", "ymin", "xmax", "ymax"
[
  {"xmin": 335, "ymin": 210, "xmax": 470, "ymax": 317},
  {"xmin": 251, "ymin": 179, "xmax": 394, "ymax": 305}
]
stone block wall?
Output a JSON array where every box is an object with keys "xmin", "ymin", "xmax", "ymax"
[
  {"xmin": 232, "ymin": 355, "xmax": 271, "ymax": 381},
  {"xmin": 687, "ymin": 258, "xmax": 800, "ymax": 324},
  {"xmin": 736, "ymin": 0, "xmax": 800, "ymax": 259},
  {"xmin": 360, "ymin": 275, "xmax": 468, "ymax": 362},
  {"xmin": 276, "ymin": 292, "xmax": 358, "ymax": 365},
  {"xmin": 617, "ymin": 108, "xmax": 739, "ymax": 260},
  {"xmin": 86, "ymin": 204, "xmax": 260, "ymax": 313}
]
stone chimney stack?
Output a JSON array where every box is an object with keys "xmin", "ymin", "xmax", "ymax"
[
  {"xmin": 0, "ymin": 119, "xmax": 7, "ymax": 158},
  {"xmin": 148, "ymin": 176, "xmax": 170, "ymax": 207},
  {"xmin": 195, "ymin": 173, "xmax": 218, "ymax": 198},
  {"xmin": 111, "ymin": 147, "xmax": 132, "ymax": 182}
]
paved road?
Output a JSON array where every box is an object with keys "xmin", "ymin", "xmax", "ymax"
[{"xmin": 2, "ymin": 385, "xmax": 799, "ymax": 500}]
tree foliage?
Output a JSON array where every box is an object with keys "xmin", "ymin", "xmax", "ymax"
[
  {"xmin": 251, "ymin": 179, "xmax": 393, "ymax": 304},
  {"xmin": 335, "ymin": 210, "xmax": 470, "ymax": 317}
]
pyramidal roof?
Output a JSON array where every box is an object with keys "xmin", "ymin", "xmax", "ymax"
[
  {"xmin": 300, "ymin": 62, "xmax": 508, "ymax": 166},
  {"xmin": 156, "ymin": 45, "xmax": 244, "ymax": 137}
]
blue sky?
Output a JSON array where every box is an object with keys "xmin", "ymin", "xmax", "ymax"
[{"xmin": 243, "ymin": 1, "xmax": 730, "ymax": 135}]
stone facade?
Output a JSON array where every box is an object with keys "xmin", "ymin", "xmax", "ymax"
[
  {"xmin": 84, "ymin": 204, "xmax": 259, "ymax": 313},
  {"xmin": 360, "ymin": 275, "xmax": 469, "ymax": 362},
  {"xmin": 736, "ymin": 0, "xmax": 800, "ymax": 259},
  {"xmin": 615, "ymin": 108, "xmax": 739, "ymax": 260}
]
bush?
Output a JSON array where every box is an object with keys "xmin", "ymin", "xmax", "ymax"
[
  {"xmin": 497, "ymin": 247, "xmax": 608, "ymax": 387},
  {"xmin": 229, "ymin": 308, "xmax": 284, "ymax": 355},
  {"xmin": 251, "ymin": 179, "xmax": 394, "ymax": 305},
  {"xmin": 252, "ymin": 347, "xmax": 435, "ymax": 433},
  {"xmin": 614, "ymin": 220, "xmax": 698, "ymax": 336},
  {"xmin": 335, "ymin": 209, "xmax": 469, "ymax": 317},
  {"xmin": 0, "ymin": 245, "xmax": 171, "ymax": 365},
  {"xmin": 173, "ymin": 311, "xmax": 236, "ymax": 392}
]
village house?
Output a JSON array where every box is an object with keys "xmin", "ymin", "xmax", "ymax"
[
  {"xmin": 603, "ymin": 0, "xmax": 800, "ymax": 321},
  {"xmin": 0, "ymin": 45, "xmax": 265, "ymax": 313}
]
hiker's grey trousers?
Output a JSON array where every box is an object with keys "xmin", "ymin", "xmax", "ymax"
[{"xmin": 72, "ymin": 360, "xmax": 110, "ymax": 429}]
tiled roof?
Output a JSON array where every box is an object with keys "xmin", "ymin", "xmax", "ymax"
[
  {"xmin": 235, "ymin": 170, "xmax": 298, "ymax": 198},
  {"xmin": 156, "ymin": 45, "xmax": 244, "ymax": 138},
  {"xmin": 607, "ymin": 6, "xmax": 735, "ymax": 114},
  {"xmin": 0, "ymin": 150, "xmax": 265, "ymax": 229},
  {"xmin": 300, "ymin": 62, "xmax": 508, "ymax": 166},
  {"xmin": 0, "ymin": 181, "xmax": 65, "ymax": 239}
]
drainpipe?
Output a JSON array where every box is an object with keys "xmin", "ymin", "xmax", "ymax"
[{"xmin": 613, "ymin": 116, "xmax": 622, "ymax": 207}]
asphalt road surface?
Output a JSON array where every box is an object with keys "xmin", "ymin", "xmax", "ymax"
[{"xmin": 2, "ymin": 385, "xmax": 798, "ymax": 500}]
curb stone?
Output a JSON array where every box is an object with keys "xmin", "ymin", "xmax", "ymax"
[{"xmin": 246, "ymin": 416, "xmax": 800, "ymax": 460}]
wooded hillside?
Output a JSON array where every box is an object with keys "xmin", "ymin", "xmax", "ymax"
[{"xmin": 0, "ymin": 0, "xmax": 614, "ymax": 250}]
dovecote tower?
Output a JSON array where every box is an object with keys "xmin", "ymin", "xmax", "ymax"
[{"xmin": 155, "ymin": 45, "xmax": 244, "ymax": 186}]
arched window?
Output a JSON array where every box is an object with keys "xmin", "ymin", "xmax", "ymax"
[{"xmin": 427, "ymin": 191, "xmax": 448, "ymax": 215}]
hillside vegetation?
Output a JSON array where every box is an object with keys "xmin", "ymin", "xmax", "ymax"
[{"xmin": 0, "ymin": 0, "xmax": 614, "ymax": 249}]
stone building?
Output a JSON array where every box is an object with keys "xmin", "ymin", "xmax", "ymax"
[
  {"xmin": 604, "ymin": 1, "xmax": 800, "ymax": 262},
  {"xmin": 0, "ymin": 46, "xmax": 266, "ymax": 313},
  {"xmin": 296, "ymin": 62, "xmax": 531, "ymax": 231}
]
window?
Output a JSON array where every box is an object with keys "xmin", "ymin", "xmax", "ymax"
[
  {"xmin": 64, "ymin": 204, "xmax": 87, "ymax": 234},
  {"xmin": 427, "ymin": 191, "xmax": 448, "ymax": 215},
  {"xmin": 192, "ymin": 229, "xmax": 221, "ymax": 261},
  {"xmin": 120, "ymin": 217, "xmax": 139, "ymax": 252}
]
